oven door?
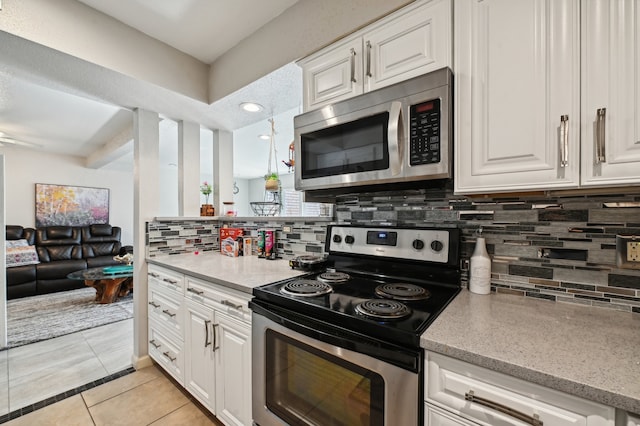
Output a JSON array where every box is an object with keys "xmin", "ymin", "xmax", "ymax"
[{"xmin": 251, "ymin": 300, "xmax": 421, "ymax": 426}]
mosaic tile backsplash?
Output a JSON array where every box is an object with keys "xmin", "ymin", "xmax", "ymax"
[
  {"xmin": 335, "ymin": 188, "xmax": 640, "ymax": 314},
  {"xmin": 147, "ymin": 189, "xmax": 640, "ymax": 314}
]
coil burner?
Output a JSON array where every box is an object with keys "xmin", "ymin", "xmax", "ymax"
[
  {"xmin": 355, "ymin": 299, "xmax": 412, "ymax": 320},
  {"xmin": 374, "ymin": 283, "xmax": 431, "ymax": 301},
  {"xmin": 280, "ymin": 279, "xmax": 332, "ymax": 297},
  {"xmin": 317, "ymin": 271, "xmax": 351, "ymax": 285}
]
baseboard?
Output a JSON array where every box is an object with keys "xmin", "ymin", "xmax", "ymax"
[{"xmin": 131, "ymin": 354, "xmax": 153, "ymax": 370}]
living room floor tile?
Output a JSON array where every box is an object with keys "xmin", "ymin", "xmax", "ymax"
[
  {"xmin": 84, "ymin": 319, "xmax": 133, "ymax": 374},
  {"xmin": 6, "ymin": 332, "xmax": 88, "ymax": 378},
  {"xmin": 8, "ymin": 343, "xmax": 108, "ymax": 412},
  {"xmin": 0, "ymin": 351, "xmax": 8, "ymax": 416},
  {"xmin": 81, "ymin": 364, "xmax": 164, "ymax": 408},
  {"xmin": 88, "ymin": 373, "xmax": 190, "ymax": 426}
]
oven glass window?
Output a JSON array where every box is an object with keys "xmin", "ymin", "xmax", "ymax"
[
  {"xmin": 301, "ymin": 112, "xmax": 389, "ymax": 179},
  {"xmin": 265, "ymin": 329, "xmax": 384, "ymax": 426}
]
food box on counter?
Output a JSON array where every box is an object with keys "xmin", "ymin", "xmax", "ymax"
[{"xmin": 220, "ymin": 228, "xmax": 244, "ymax": 257}]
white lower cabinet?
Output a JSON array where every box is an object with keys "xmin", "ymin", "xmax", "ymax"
[
  {"xmin": 425, "ymin": 352, "xmax": 615, "ymax": 426},
  {"xmin": 184, "ymin": 299, "xmax": 216, "ymax": 412},
  {"xmin": 148, "ymin": 264, "xmax": 252, "ymax": 426},
  {"xmin": 215, "ymin": 312, "xmax": 252, "ymax": 426}
]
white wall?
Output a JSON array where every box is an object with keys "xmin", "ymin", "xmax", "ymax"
[{"xmin": 0, "ymin": 146, "xmax": 134, "ymax": 245}]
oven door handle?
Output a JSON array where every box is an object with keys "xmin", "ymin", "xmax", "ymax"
[{"xmin": 250, "ymin": 299, "xmax": 420, "ymax": 373}]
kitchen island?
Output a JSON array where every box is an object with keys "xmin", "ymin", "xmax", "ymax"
[{"xmin": 421, "ymin": 289, "xmax": 640, "ymax": 415}]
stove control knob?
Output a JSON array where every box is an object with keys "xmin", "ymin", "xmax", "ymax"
[
  {"xmin": 333, "ymin": 235, "xmax": 342, "ymax": 244},
  {"xmin": 412, "ymin": 239, "xmax": 425, "ymax": 250},
  {"xmin": 431, "ymin": 240, "xmax": 444, "ymax": 252},
  {"xmin": 345, "ymin": 235, "xmax": 355, "ymax": 244}
]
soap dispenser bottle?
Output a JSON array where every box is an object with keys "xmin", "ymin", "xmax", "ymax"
[{"xmin": 469, "ymin": 228, "xmax": 492, "ymax": 295}]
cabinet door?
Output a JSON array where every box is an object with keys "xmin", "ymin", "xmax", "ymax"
[
  {"xmin": 581, "ymin": 0, "xmax": 640, "ymax": 186},
  {"xmin": 454, "ymin": 0, "xmax": 580, "ymax": 194},
  {"xmin": 184, "ymin": 300, "xmax": 216, "ymax": 413},
  {"xmin": 365, "ymin": 0, "xmax": 452, "ymax": 92},
  {"xmin": 301, "ymin": 37, "xmax": 363, "ymax": 111},
  {"xmin": 215, "ymin": 313, "xmax": 252, "ymax": 426}
]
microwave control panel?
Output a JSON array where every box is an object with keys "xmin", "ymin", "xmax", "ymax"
[{"xmin": 409, "ymin": 98, "xmax": 441, "ymax": 166}]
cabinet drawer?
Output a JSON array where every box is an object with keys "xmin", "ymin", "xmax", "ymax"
[
  {"xmin": 426, "ymin": 352, "xmax": 614, "ymax": 426},
  {"xmin": 184, "ymin": 275, "xmax": 251, "ymax": 323},
  {"xmin": 426, "ymin": 403, "xmax": 479, "ymax": 426},
  {"xmin": 148, "ymin": 286, "xmax": 184, "ymax": 336},
  {"xmin": 148, "ymin": 264, "xmax": 184, "ymax": 294},
  {"xmin": 149, "ymin": 319, "xmax": 184, "ymax": 384}
]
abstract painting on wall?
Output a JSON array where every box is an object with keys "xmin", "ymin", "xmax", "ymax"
[{"xmin": 35, "ymin": 183, "xmax": 110, "ymax": 227}]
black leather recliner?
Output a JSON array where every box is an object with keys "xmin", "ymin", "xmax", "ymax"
[
  {"xmin": 5, "ymin": 224, "xmax": 125, "ymax": 299},
  {"xmin": 6, "ymin": 225, "xmax": 37, "ymax": 299}
]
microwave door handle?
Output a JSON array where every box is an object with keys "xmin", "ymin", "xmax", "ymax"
[{"xmin": 388, "ymin": 101, "xmax": 402, "ymax": 176}]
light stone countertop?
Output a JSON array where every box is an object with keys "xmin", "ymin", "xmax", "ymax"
[
  {"xmin": 146, "ymin": 251, "xmax": 307, "ymax": 294},
  {"xmin": 421, "ymin": 289, "xmax": 640, "ymax": 414}
]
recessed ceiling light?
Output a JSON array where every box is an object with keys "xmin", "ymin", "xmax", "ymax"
[
  {"xmin": 258, "ymin": 134, "xmax": 270, "ymax": 140},
  {"xmin": 240, "ymin": 102, "xmax": 263, "ymax": 112}
]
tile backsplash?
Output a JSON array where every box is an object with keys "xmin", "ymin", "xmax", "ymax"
[
  {"xmin": 146, "ymin": 189, "xmax": 640, "ymax": 314},
  {"xmin": 335, "ymin": 188, "xmax": 640, "ymax": 314}
]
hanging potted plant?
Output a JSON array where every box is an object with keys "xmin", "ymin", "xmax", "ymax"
[
  {"xmin": 264, "ymin": 172, "xmax": 279, "ymax": 191},
  {"xmin": 200, "ymin": 181, "xmax": 214, "ymax": 216}
]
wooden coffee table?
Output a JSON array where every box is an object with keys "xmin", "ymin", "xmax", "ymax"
[{"xmin": 68, "ymin": 266, "xmax": 133, "ymax": 304}]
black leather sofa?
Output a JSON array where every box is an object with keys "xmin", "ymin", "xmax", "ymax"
[{"xmin": 6, "ymin": 224, "xmax": 125, "ymax": 300}]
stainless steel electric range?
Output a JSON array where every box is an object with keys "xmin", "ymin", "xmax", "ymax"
[{"xmin": 250, "ymin": 224, "xmax": 461, "ymax": 426}]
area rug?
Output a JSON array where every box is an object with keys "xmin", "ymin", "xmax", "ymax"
[{"xmin": 6, "ymin": 287, "xmax": 133, "ymax": 349}]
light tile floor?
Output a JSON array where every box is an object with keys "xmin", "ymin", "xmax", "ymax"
[{"xmin": 0, "ymin": 318, "xmax": 221, "ymax": 425}]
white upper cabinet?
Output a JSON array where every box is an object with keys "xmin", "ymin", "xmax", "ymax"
[
  {"xmin": 299, "ymin": 0, "xmax": 452, "ymax": 111},
  {"xmin": 581, "ymin": 0, "xmax": 640, "ymax": 186},
  {"xmin": 454, "ymin": 0, "xmax": 581, "ymax": 194},
  {"xmin": 455, "ymin": 0, "xmax": 640, "ymax": 194}
]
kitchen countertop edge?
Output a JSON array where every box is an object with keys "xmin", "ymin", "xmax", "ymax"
[{"xmin": 421, "ymin": 290, "xmax": 640, "ymax": 414}]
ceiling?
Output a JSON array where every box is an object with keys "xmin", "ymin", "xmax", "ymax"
[{"xmin": 0, "ymin": 0, "xmax": 303, "ymax": 177}]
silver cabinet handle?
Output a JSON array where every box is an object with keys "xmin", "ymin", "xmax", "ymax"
[
  {"xmin": 148, "ymin": 301, "xmax": 160, "ymax": 308},
  {"xmin": 186, "ymin": 287, "xmax": 204, "ymax": 295},
  {"xmin": 162, "ymin": 309, "xmax": 176, "ymax": 318},
  {"xmin": 212, "ymin": 324, "xmax": 219, "ymax": 352},
  {"xmin": 350, "ymin": 48, "xmax": 357, "ymax": 83},
  {"xmin": 221, "ymin": 300, "xmax": 242, "ymax": 310},
  {"xmin": 162, "ymin": 351, "xmax": 176, "ymax": 362},
  {"xmin": 596, "ymin": 108, "xmax": 606, "ymax": 163},
  {"xmin": 365, "ymin": 40, "xmax": 372, "ymax": 78},
  {"xmin": 465, "ymin": 390, "xmax": 543, "ymax": 426},
  {"xmin": 149, "ymin": 339, "xmax": 161, "ymax": 349},
  {"xmin": 560, "ymin": 115, "xmax": 569, "ymax": 167},
  {"xmin": 162, "ymin": 277, "xmax": 178, "ymax": 284},
  {"xmin": 205, "ymin": 320, "xmax": 212, "ymax": 347},
  {"xmin": 388, "ymin": 101, "xmax": 403, "ymax": 176},
  {"xmin": 148, "ymin": 272, "xmax": 159, "ymax": 278}
]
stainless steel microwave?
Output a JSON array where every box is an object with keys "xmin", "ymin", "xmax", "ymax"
[{"xmin": 294, "ymin": 67, "xmax": 452, "ymax": 195}]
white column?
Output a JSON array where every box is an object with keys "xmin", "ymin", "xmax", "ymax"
[
  {"xmin": 0, "ymin": 154, "xmax": 6, "ymax": 348},
  {"xmin": 132, "ymin": 108, "xmax": 159, "ymax": 369},
  {"xmin": 212, "ymin": 129, "xmax": 233, "ymax": 214},
  {"xmin": 178, "ymin": 120, "xmax": 200, "ymax": 216}
]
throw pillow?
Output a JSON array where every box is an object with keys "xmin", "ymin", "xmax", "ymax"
[
  {"xmin": 6, "ymin": 239, "xmax": 29, "ymax": 249},
  {"xmin": 6, "ymin": 245, "xmax": 40, "ymax": 267}
]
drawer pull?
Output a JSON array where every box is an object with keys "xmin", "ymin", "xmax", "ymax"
[
  {"xmin": 162, "ymin": 351, "xmax": 176, "ymax": 362},
  {"xmin": 187, "ymin": 287, "xmax": 204, "ymax": 295},
  {"xmin": 149, "ymin": 339, "xmax": 161, "ymax": 349},
  {"xmin": 465, "ymin": 390, "xmax": 543, "ymax": 426},
  {"xmin": 221, "ymin": 299, "xmax": 242, "ymax": 310},
  {"xmin": 163, "ymin": 278, "xmax": 178, "ymax": 285},
  {"xmin": 148, "ymin": 301, "xmax": 160, "ymax": 308},
  {"xmin": 148, "ymin": 272, "xmax": 160, "ymax": 278},
  {"xmin": 162, "ymin": 309, "xmax": 176, "ymax": 318}
]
